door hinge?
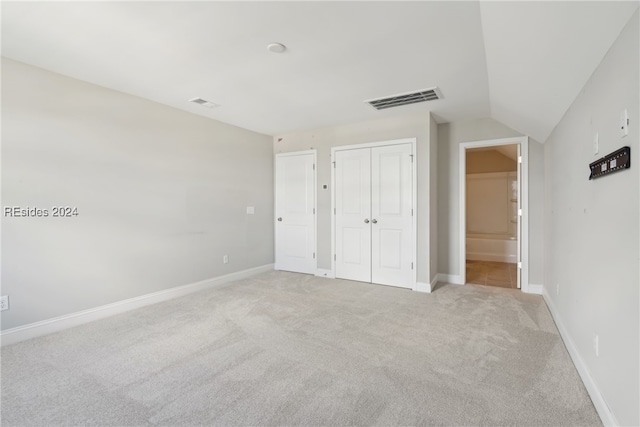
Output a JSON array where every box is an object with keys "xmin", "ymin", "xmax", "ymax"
[
  {"xmin": 411, "ymin": 262, "xmax": 414, "ymax": 270},
  {"xmin": 313, "ymin": 208, "xmax": 316, "ymax": 214},
  {"xmin": 518, "ymin": 209, "xmax": 523, "ymax": 216},
  {"xmin": 313, "ymin": 163, "xmax": 315, "ymax": 170},
  {"xmin": 410, "ymin": 154, "xmax": 414, "ymax": 163},
  {"xmin": 334, "ymin": 208, "xmax": 336, "ymax": 215},
  {"xmin": 411, "ymin": 208, "xmax": 414, "ymax": 216},
  {"xmin": 313, "ymin": 252, "xmax": 316, "ymax": 259},
  {"xmin": 518, "ymin": 156, "xmax": 523, "ymax": 164},
  {"xmin": 333, "ymin": 162, "xmax": 336, "ymax": 168},
  {"xmin": 334, "ymin": 254, "xmax": 336, "ymax": 261},
  {"xmin": 518, "ymin": 262, "xmax": 522, "ymax": 269}
]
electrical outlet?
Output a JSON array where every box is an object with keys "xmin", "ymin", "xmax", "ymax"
[
  {"xmin": 223, "ymin": 255, "xmax": 229, "ymax": 264},
  {"xmin": 0, "ymin": 295, "xmax": 9, "ymax": 312},
  {"xmin": 593, "ymin": 334, "xmax": 599, "ymax": 357}
]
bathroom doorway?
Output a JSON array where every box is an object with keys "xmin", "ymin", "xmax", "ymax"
[{"xmin": 459, "ymin": 136, "xmax": 530, "ymax": 292}]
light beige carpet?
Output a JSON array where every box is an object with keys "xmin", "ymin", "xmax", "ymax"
[{"xmin": 1, "ymin": 271, "xmax": 600, "ymax": 426}]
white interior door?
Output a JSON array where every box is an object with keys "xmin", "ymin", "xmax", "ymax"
[
  {"xmin": 275, "ymin": 152, "xmax": 316, "ymax": 274},
  {"xmin": 335, "ymin": 148, "xmax": 372, "ymax": 282},
  {"xmin": 371, "ymin": 144, "xmax": 413, "ymax": 288}
]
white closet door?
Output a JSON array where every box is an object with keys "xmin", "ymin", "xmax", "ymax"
[
  {"xmin": 275, "ymin": 152, "xmax": 316, "ymax": 274},
  {"xmin": 335, "ymin": 148, "xmax": 372, "ymax": 282},
  {"xmin": 371, "ymin": 143, "xmax": 413, "ymax": 288}
]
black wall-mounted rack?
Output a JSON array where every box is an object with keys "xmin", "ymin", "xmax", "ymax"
[{"xmin": 589, "ymin": 146, "xmax": 630, "ymax": 180}]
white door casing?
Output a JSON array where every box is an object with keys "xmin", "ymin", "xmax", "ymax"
[
  {"xmin": 459, "ymin": 136, "xmax": 529, "ymax": 292},
  {"xmin": 275, "ymin": 151, "xmax": 316, "ymax": 274},
  {"xmin": 333, "ymin": 140, "xmax": 415, "ymax": 289},
  {"xmin": 516, "ymin": 143, "xmax": 522, "ymax": 289}
]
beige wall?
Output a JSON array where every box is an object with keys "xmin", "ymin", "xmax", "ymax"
[
  {"xmin": 437, "ymin": 118, "xmax": 545, "ymax": 285},
  {"xmin": 544, "ymin": 11, "xmax": 638, "ymax": 426},
  {"xmin": 466, "ymin": 149, "xmax": 516, "ymax": 174},
  {"xmin": 274, "ymin": 111, "xmax": 435, "ymax": 284},
  {"xmin": 1, "ymin": 59, "xmax": 274, "ymax": 330}
]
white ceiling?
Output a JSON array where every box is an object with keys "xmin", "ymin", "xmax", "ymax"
[{"xmin": 2, "ymin": 1, "xmax": 638, "ymax": 141}]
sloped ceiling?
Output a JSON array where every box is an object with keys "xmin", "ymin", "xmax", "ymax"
[{"xmin": 2, "ymin": 1, "xmax": 638, "ymax": 141}]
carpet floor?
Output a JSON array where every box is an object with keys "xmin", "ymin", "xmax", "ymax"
[{"xmin": 1, "ymin": 271, "xmax": 600, "ymax": 426}]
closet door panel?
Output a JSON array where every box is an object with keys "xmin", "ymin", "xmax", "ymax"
[
  {"xmin": 371, "ymin": 144, "xmax": 413, "ymax": 288},
  {"xmin": 335, "ymin": 148, "xmax": 371, "ymax": 282}
]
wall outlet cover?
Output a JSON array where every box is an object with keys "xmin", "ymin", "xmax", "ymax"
[{"xmin": 0, "ymin": 295, "xmax": 9, "ymax": 311}]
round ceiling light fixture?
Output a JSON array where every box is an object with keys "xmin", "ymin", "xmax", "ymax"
[{"xmin": 267, "ymin": 43, "xmax": 287, "ymax": 53}]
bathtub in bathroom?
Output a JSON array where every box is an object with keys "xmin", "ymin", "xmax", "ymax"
[{"xmin": 466, "ymin": 234, "xmax": 517, "ymax": 263}]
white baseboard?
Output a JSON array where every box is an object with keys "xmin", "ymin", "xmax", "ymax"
[
  {"xmin": 436, "ymin": 273, "xmax": 464, "ymax": 285},
  {"xmin": 315, "ymin": 268, "xmax": 335, "ymax": 279},
  {"xmin": 542, "ymin": 288, "xmax": 616, "ymax": 426},
  {"xmin": 0, "ymin": 264, "xmax": 274, "ymax": 347},
  {"xmin": 415, "ymin": 281, "xmax": 432, "ymax": 293},
  {"xmin": 526, "ymin": 283, "xmax": 543, "ymax": 295}
]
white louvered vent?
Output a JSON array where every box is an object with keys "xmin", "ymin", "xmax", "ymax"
[
  {"xmin": 189, "ymin": 97, "xmax": 218, "ymax": 108},
  {"xmin": 366, "ymin": 87, "xmax": 442, "ymax": 110}
]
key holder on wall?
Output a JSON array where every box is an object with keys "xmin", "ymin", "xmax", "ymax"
[{"xmin": 589, "ymin": 146, "xmax": 631, "ymax": 180}]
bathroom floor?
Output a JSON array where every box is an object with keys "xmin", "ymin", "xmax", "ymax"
[{"xmin": 466, "ymin": 260, "xmax": 518, "ymax": 289}]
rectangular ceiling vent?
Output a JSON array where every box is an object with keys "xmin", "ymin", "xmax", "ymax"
[
  {"xmin": 366, "ymin": 87, "xmax": 442, "ymax": 110},
  {"xmin": 189, "ymin": 97, "xmax": 218, "ymax": 109}
]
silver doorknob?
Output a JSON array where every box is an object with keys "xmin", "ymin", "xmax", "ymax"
[
  {"xmin": 277, "ymin": 217, "xmax": 282, "ymax": 221},
  {"xmin": 371, "ymin": 219, "xmax": 378, "ymax": 224},
  {"xmin": 364, "ymin": 219, "xmax": 370, "ymax": 224}
]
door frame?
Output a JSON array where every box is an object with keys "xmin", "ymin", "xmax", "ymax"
[
  {"xmin": 274, "ymin": 149, "xmax": 318, "ymax": 274},
  {"xmin": 459, "ymin": 136, "xmax": 530, "ymax": 292},
  {"xmin": 330, "ymin": 138, "xmax": 417, "ymax": 289}
]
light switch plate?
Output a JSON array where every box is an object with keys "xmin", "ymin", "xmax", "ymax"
[
  {"xmin": 620, "ymin": 109, "xmax": 628, "ymax": 137},
  {"xmin": 246, "ymin": 206, "xmax": 255, "ymax": 215}
]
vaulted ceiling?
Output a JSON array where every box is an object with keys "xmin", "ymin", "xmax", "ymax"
[{"xmin": 2, "ymin": 1, "xmax": 638, "ymax": 142}]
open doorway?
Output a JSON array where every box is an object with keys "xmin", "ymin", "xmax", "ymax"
[
  {"xmin": 465, "ymin": 144, "xmax": 519, "ymax": 288},
  {"xmin": 459, "ymin": 136, "xmax": 530, "ymax": 292}
]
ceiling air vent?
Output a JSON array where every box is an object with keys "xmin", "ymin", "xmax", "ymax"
[
  {"xmin": 366, "ymin": 87, "xmax": 442, "ymax": 110},
  {"xmin": 189, "ymin": 97, "xmax": 218, "ymax": 109}
]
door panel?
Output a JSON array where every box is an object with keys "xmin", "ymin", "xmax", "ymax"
[
  {"xmin": 371, "ymin": 144, "xmax": 413, "ymax": 288},
  {"xmin": 335, "ymin": 148, "xmax": 371, "ymax": 283},
  {"xmin": 275, "ymin": 153, "xmax": 315, "ymax": 274}
]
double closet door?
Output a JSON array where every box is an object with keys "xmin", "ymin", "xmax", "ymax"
[{"xmin": 334, "ymin": 143, "xmax": 413, "ymax": 288}]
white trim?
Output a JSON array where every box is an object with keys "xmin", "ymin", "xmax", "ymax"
[
  {"xmin": 415, "ymin": 281, "xmax": 432, "ymax": 293},
  {"xmin": 330, "ymin": 138, "xmax": 417, "ymax": 287},
  {"xmin": 526, "ymin": 283, "xmax": 543, "ymax": 295},
  {"xmin": 436, "ymin": 273, "xmax": 464, "ymax": 285},
  {"xmin": 0, "ymin": 264, "xmax": 274, "ymax": 347},
  {"xmin": 459, "ymin": 136, "xmax": 529, "ymax": 292},
  {"xmin": 274, "ymin": 150, "xmax": 317, "ymax": 274},
  {"xmin": 315, "ymin": 268, "xmax": 335, "ymax": 279},
  {"xmin": 542, "ymin": 288, "xmax": 616, "ymax": 426},
  {"xmin": 331, "ymin": 138, "xmax": 416, "ymax": 152}
]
